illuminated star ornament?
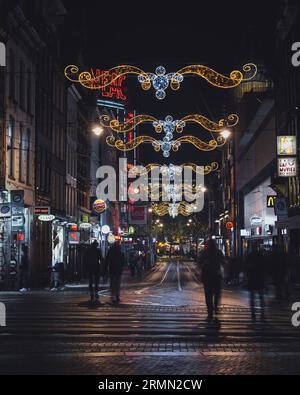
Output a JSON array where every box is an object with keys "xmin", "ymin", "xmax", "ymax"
[{"xmin": 64, "ymin": 63, "xmax": 257, "ymax": 99}]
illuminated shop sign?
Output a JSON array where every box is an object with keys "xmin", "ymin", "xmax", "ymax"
[
  {"xmin": 278, "ymin": 157, "xmax": 297, "ymax": 177},
  {"xmin": 68, "ymin": 231, "xmax": 80, "ymax": 244},
  {"xmin": 250, "ymin": 215, "xmax": 262, "ymax": 226},
  {"xmin": 90, "ymin": 69, "xmax": 127, "ymax": 101},
  {"xmin": 38, "ymin": 214, "xmax": 55, "ymax": 222},
  {"xmin": 277, "ymin": 136, "xmax": 297, "ymax": 156},
  {"xmin": 267, "ymin": 195, "xmax": 277, "ymax": 208},
  {"xmin": 93, "ymin": 199, "xmax": 106, "ymax": 214},
  {"xmin": 101, "ymin": 225, "xmax": 110, "ymax": 235},
  {"xmin": 34, "ymin": 206, "xmax": 50, "ymax": 215},
  {"xmin": 107, "ymin": 233, "xmax": 115, "ymax": 244}
]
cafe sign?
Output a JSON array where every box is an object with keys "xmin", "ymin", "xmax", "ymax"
[{"xmin": 278, "ymin": 157, "xmax": 297, "ymax": 177}]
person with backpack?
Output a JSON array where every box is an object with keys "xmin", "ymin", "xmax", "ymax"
[{"xmin": 198, "ymin": 239, "xmax": 225, "ymax": 322}]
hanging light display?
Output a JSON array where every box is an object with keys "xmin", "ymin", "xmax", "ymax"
[
  {"xmin": 152, "ymin": 201, "xmax": 197, "ymax": 218},
  {"xmin": 129, "ymin": 162, "xmax": 219, "ymax": 176},
  {"xmin": 100, "ymin": 113, "xmax": 239, "ymax": 134},
  {"xmin": 65, "ymin": 63, "xmax": 257, "ymax": 100},
  {"xmin": 106, "ymin": 134, "xmax": 226, "ymax": 156}
]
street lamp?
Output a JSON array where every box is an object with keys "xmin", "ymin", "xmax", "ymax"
[
  {"xmin": 92, "ymin": 125, "xmax": 104, "ymax": 136},
  {"xmin": 188, "ymin": 219, "xmax": 192, "ymax": 223},
  {"xmin": 220, "ymin": 128, "xmax": 231, "ymax": 139}
]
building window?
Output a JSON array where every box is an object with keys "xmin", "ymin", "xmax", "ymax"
[
  {"xmin": 19, "ymin": 61, "xmax": 25, "ymax": 109},
  {"xmin": 7, "ymin": 116, "xmax": 15, "ymax": 178},
  {"xmin": 19, "ymin": 123, "xmax": 25, "ymax": 182},
  {"xmin": 9, "ymin": 50, "xmax": 15, "ymax": 100},
  {"xmin": 27, "ymin": 70, "xmax": 32, "ymax": 114},
  {"xmin": 26, "ymin": 129, "xmax": 31, "ymax": 185}
]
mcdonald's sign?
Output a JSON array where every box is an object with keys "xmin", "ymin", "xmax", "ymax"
[{"xmin": 267, "ymin": 195, "xmax": 277, "ymax": 208}]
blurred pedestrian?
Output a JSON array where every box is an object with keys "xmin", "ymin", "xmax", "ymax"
[
  {"xmin": 271, "ymin": 245, "xmax": 289, "ymax": 300},
  {"xmin": 106, "ymin": 241, "xmax": 125, "ymax": 304},
  {"xmin": 245, "ymin": 249, "xmax": 266, "ymax": 322},
  {"xmin": 51, "ymin": 261, "xmax": 65, "ymax": 291},
  {"xmin": 19, "ymin": 244, "xmax": 29, "ymax": 292},
  {"xmin": 199, "ymin": 239, "xmax": 225, "ymax": 322},
  {"xmin": 85, "ymin": 240, "xmax": 103, "ymax": 303}
]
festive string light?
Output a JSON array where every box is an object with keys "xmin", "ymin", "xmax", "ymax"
[
  {"xmin": 129, "ymin": 162, "xmax": 219, "ymax": 176},
  {"xmin": 152, "ymin": 201, "xmax": 197, "ymax": 218},
  {"xmin": 106, "ymin": 135, "xmax": 226, "ymax": 154},
  {"xmin": 99, "ymin": 113, "xmax": 238, "ymax": 133},
  {"xmin": 100, "ymin": 114, "xmax": 157, "ymax": 132},
  {"xmin": 64, "ymin": 64, "xmax": 257, "ymax": 100}
]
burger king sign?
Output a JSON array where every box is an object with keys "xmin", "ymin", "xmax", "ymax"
[{"xmin": 93, "ymin": 199, "xmax": 106, "ymax": 214}]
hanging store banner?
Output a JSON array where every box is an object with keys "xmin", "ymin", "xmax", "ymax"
[
  {"xmin": 278, "ymin": 157, "xmax": 297, "ymax": 177},
  {"xmin": 68, "ymin": 231, "xmax": 80, "ymax": 244},
  {"xmin": 11, "ymin": 190, "xmax": 24, "ymax": 206},
  {"xmin": 0, "ymin": 204, "xmax": 11, "ymax": 218},
  {"xmin": 277, "ymin": 136, "xmax": 297, "ymax": 156}
]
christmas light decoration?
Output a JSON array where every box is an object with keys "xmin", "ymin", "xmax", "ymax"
[
  {"xmin": 100, "ymin": 113, "xmax": 238, "ymax": 135},
  {"xmin": 106, "ymin": 135, "xmax": 225, "ymax": 156},
  {"xmin": 64, "ymin": 63, "xmax": 257, "ymax": 100},
  {"xmin": 152, "ymin": 201, "xmax": 197, "ymax": 218},
  {"xmin": 129, "ymin": 162, "xmax": 219, "ymax": 176}
]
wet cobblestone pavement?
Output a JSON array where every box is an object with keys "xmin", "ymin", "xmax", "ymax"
[{"xmin": 1, "ymin": 261, "xmax": 300, "ymax": 374}]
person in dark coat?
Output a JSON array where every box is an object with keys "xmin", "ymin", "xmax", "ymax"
[
  {"xmin": 85, "ymin": 240, "xmax": 103, "ymax": 303},
  {"xmin": 105, "ymin": 241, "xmax": 125, "ymax": 304},
  {"xmin": 19, "ymin": 244, "xmax": 29, "ymax": 292},
  {"xmin": 271, "ymin": 245, "xmax": 289, "ymax": 300},
  {"xmin": 199, "ymin": 239, "xmax": 225, "ymax": 322},
  {"xmin": 245, "ymin": 249, "xmax": 266, "ymax": 322}
]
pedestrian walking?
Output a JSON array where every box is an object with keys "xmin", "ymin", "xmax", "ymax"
[
  {"xmin": 51, "ymin": 261, "xmax": 65, "ymax": 291},
  {"xmin": 19, "ymin": 244, "xmax": 29, "ymax": 292},
  {"xmin": 105, "ymin": 241, "xmax": 125, "ymax": 304},
  {"xmin": 84, "ymin": 240, "xmax": 103, "ymax": 303},
  {"xmin": 245, "ymin": 249, "xmax": 266, "ymax": 322},
  {"xmin": 199, "ymin": 239, "xmax": 225, "ymax": 322},
  {"xmin": 271, "ymin": 245, "xmax": 289, "ymax": 300}
]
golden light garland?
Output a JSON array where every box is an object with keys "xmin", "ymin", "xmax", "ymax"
[
  {"xmin": 152, "ymin": 202, "xmax": 196, "ymax": 217},
  {"xmin": 170, "ymin": 63, "xmax": 257, "ymax": 90},
  {"xmin": 64, "ymin": 64, "xmax": 257, "ymax": 99},
  {"xmin": 64, "ymin": 65, "xmax": 151, "ymax": 90},
  {"xmin": 100, "ymin": 114, "xmax": 157, "ymax": 133},
  {"xmin": 106, "ymin": 135, "xmax": 225, "ymax": 152},
  {"xmin": 100, "ymin": 113, "xmax": 239, "ymax": 133},
  {"xmin": 129, "ymin": 162, "xmax": 219, "ymax": 176}
]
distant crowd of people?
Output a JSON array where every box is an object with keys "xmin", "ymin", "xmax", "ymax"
[{"xmin": 197, "ymin": 240, "xmax": 298, "ymax": 322}]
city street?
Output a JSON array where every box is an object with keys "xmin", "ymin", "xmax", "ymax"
[{"xmin": 1, "ymin": 260, "xmax": 299, "ymax": 375}]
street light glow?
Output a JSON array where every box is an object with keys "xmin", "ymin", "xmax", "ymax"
[
  {"xmin": 220, "ymin": 128, "xmax": 231, "ymax": 139},
  {"xmin": 92, "ymin": 125, "xmax": 104, "ymax": 136}
]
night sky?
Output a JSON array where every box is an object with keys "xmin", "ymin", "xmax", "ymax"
[{"xmin": 62, "ymin": 0, "xmax": 283, "ymax": 165}]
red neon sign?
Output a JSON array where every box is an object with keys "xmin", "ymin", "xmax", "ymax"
[{"xmin": 90, "ymin": 69, "xmax": 127, "ymax": 101}]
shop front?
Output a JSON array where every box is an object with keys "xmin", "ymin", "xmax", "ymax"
[{"xmin": 242, "ymin": 178, "xmax": 277, "ymax": 255}]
